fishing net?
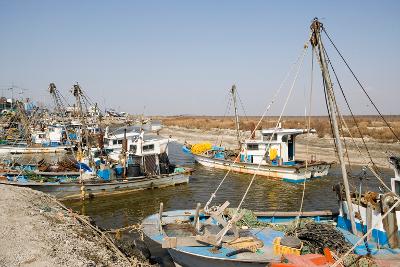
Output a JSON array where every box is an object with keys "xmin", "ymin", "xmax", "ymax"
[
  {"xmin": 190, "ymin": 143, "xmax": 212, "ymax": 155},
  {"xmin": 286, "ymin": 220, "xmax": 352, "ymax": 254},
  {"xmin": 224, "ymin": 208, "xmax": 352, "ymax": 255}
]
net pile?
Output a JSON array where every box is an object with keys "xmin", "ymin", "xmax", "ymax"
[
  {"xmin": 224, "ymin": 208, "xmax": 352, "ymax": 255},
  {"xmin": 190, "ymin": 143, "xmax": 212, "ymax": 155}
]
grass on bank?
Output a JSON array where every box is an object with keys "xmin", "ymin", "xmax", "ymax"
[{"xmin": 154, "ymin": 115, "xmax": 400, "ymax": 143}]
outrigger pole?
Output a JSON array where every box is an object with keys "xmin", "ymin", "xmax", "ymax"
[
  {"xmin": 231, "ymin": 84, "xmax": 241, "ymax": 149},
  {"xmin": 310, "ymin": 18, "xmax": 357, "ymax": 234}
]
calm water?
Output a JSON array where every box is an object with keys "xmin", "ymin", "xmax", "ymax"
[{"xmin": 62, "ymin": 142, "xmax": 393, "ymax": 230}]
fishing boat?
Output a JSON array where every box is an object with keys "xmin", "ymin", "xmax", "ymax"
[
  {"xmin": 0, "ymin": 145, "xmax": 68, "ymax": 154},
  {"xmin": 143, "ymin": 18, "xmax": 400, "ymax": 266},
  {"xmin": 183, "ymin": 84, "xmax": 331, "ymax": 183},
  {"xmin": 142, "ymin": 205, "xmax": 342, "ymax": 267},
  {"xmin": 0, "ymin": 107, "xmax": 69, "ymax": 154},
  {"xmin": 0, "ymin": 135, "xmax": 192, "ymax": 200},
  {"xmin": 0, "ymin": 83, "xmax": 192, "ymax": 199},
  {"xmin": 104, "ymin": 127, "xmax": 170, "ymax": 162},
  {"xmin": 332, "ymin": 155, "xmax": 400, "ymax": 257},
  {"xmin": 185, "ymin": 125, "xmax": 331, "ymax": 183},
  {"xmin": 1, "ymin": 170, "xmax": 191, "ymax": 200}
]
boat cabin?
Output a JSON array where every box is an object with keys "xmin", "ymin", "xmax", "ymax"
[
  {"xmin": 31, "ymin": 125, "xmax": 66, "ymax": 146},
  {"xmin": 104, "ymin": 130, "xmax": 169, "ymax": 157},
  {"xmin": 239, "ymin": 127, "xmax": 314, "ymax": 165}
]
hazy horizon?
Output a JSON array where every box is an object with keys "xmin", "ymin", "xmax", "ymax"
[{"xmin": 1, "ymin": 1, "xmax": 399, "ymax": 117}]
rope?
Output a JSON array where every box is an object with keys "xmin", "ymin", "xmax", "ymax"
[
  {"xmin": 296, "ymin": 45, "xmax": 315, "ymax": 228},
  {"xmin": 203, "ymin": 42, "xmax": 309, "ymax": 212},
  {"xmin": 322, "ymin": 28, "xmax": 400, "ymax": 142},
  {"xmin": 215, "ymin": 92, "xmax": 233, "ymax": 147},
  {"xmin": 322, "ymin": 45, "xmax": 376, "ymax": 165},
  {"xmin": 322, "ymin": 38, "xmax": 395, "ymax": 194},
  {"xmin": 331, "ymin": 198, "xmax": 400, "ymax": 267},
  {"xmin": 236, "ymin": 90, "xmax": 250, "ymax": 124},
  {"xmin": 228, "ymin": 41, "xmax": 308, "ymax": 234}
]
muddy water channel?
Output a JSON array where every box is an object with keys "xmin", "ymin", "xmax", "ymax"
[{"xmin": 62, "ymin": 142, "xmax": 393, "ymax": 230}]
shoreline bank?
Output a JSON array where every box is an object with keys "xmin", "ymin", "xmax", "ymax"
[{"xmin": 0, "ymin": 184, "xmax": 148, "ymax": 267}]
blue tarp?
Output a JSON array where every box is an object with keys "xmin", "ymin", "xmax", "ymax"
[{"xmin": 76, "ymin": 162, "xmax": 92, "ymax": 172}]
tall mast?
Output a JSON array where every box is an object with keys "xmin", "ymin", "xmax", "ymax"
[
  {"xmin": 49, "ymin": 83, "xmax": 62, "ymax": 114},
  {"xmin": 310, "ymin": 18, "xmax": 357, "ymax": 234},
  {"xmin": 72, "ymin": 83, "xmax": 90, "ymax": 159},
  {"xmin": 15, "ymin": 101, "xmax": 31, "ymax": 145},
  {"xmin": 231, "ymin": 84, "xmax": 241, "ymax": 148}
]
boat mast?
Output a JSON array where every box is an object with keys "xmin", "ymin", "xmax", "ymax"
[
  {"xmin": 15, "ymin": 101, "xmax": 32, "ymax": 146},
  {"xmin": 72, "ymin": 83, "xmax": 90, "ymax": 160},
  {"xmin": 231, "ymin": 84, "xmax": 241, "ymax": 149},
  {"xmin": 49, "ymin": 83, "xmax": 63, "ymax": 115},
  {"xmin": 310, "ymin": 18, "xmax": 357, "ymax": 234}
]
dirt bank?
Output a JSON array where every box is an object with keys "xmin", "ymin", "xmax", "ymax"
[
  {"xmin": 0, "ymin": 184, "xmax": 133, "ymax": 267},
  {"xmin": 160, "ymin": 126, "xmax": 400, "ymax": 168}
]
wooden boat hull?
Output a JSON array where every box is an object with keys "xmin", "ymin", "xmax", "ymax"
[
  {"xmin": 193, "ymin": 154, "xmax": 330, "ymax": 183},
  {"xmin": 0, "ymin": 145, "xmax": 68, "ymax": 154},
  {"xmin": 0, "ymin": 172, "xmax": 190, "ymax": 199}
]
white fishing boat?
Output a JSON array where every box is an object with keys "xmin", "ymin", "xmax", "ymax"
[
  {"xmin": 186, "ymin": 126, "xmax": 331, "ymax": 183},
  {"xmin": 183, "ymin": 84, "xmax": 330, "ymax": 183},
  {"xmin": 104, "ymin": 127, "xmax": 170, "ymax": 162},
  {"xmin": 0, "ymin": 145, "xmax": 68, "ymax": 154}
]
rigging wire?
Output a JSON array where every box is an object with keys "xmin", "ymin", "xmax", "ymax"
[
  {"xmin": 322, "ymin": 44, "xmax": 376, "ymax": 166},
  {"xmin": 296, "ymin": 45, "xmax": 315, "ymax": 228},
  {"xmin": 214, "ymin": 91, "xmax": 233, "ymax": 147},
  {"xmin": 227, "ymin": 42, "xmax": 308, "ymax": 237},
  {"xmin": 322, "ymin": 40, "xmax": 394, "ymax": 192},
  {"xmin": 322, "ymin": 28, "xmax": 400, "ymax": 142},
  {"xmin": 203, "ymin": 43, "xmax": 309, "ymax": 212},
  {"xmin": 236, "ymin": 90, "xmax": 250, "ymax": 124},
  {"xmin": 321, "ymin": 71, "xmax": 338, "ymax": 156}
]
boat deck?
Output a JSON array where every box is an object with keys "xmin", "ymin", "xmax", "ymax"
[{"xmin": 142, "ymin": 210, "xmax": 284, "ymax": 264}]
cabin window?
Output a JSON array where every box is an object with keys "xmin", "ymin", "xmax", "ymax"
[
  {"xmin": 247, "ymin": 144, "xmax": 259, "ymax": 150},
  {"xmin": 263, "ymin": 134, "xmax": 277, "ymax": 141},
  {"xmin": 117, "ymin": 139, "xmax": 123, "ymax": 145},
  {"xmin": 130, "ymin": 145, "xmax": 137, "ymax": 153},
  {"xmin": 282, "ymin": 135, "xmax": 288, "ymax": 142},
  {"xmin": 113, "ymin": 140, "xmax": 118, "ymax": 145},
  {"xmin": 143, "ymin": 144, "xmax": 154, "ymax": 152}
]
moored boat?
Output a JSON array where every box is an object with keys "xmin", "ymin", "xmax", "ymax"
[
  {"xmin": 1, "ymin": 169, "xmax": 191, "ymax": 200},
  {"xmin": 0, "ymin": 145, "xmax": 68, "ymax": 154},
  {"xmin": 185, "ymin": 126, "xmax": 331, "ymax": 183},
  {"xmin": 143, "ymin": 18, "xmax": 400, "ymax": 267}
]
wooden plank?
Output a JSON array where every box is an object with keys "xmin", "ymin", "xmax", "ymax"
[
  {"xmin": 254, "ymin": 210, "xmax": 336, "ymax": 217},
  {"xmin": 193, "ymin": 203, "xmax": 201, "ymax": 231},
  {"xmin": 162, "ymin": 236, "xmax": 205, "ymax": 248}
]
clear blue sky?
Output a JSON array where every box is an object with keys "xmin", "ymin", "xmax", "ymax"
[{"xmin": 0, "ymin": 1, "xmax": 399, "ymax": 116}]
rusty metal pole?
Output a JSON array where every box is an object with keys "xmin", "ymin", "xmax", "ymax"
[{"xmin": 310, "ymin": 18, "xmax": 357, "ymax": 235}]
